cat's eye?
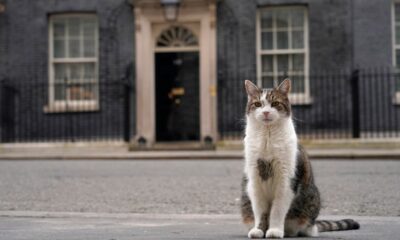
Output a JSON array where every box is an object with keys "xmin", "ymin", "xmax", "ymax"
[
  {"xmin": 254, "ymin": 102, "xmax": 262, "ymax": 107},
  {"xmin": 271, "ymin": 102, "xmax": 280, "ymax": 107}
]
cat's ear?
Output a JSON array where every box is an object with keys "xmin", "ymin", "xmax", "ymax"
[
  {"xmin": 245, "ymin": 80, "xmax": 261, "ymax": 99},
  {"xmin": 278, "ymin": 78, "xmax": 291, "ymax": 95}
]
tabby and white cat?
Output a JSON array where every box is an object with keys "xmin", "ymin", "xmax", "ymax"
[{"xmin": 241, "ymin": 79, "xmax": 359, "ymax": 238}]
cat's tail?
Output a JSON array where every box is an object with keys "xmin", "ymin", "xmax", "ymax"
[{"xmin": 316, "ymin": 219, "xmax": 360, "ymax": 232}]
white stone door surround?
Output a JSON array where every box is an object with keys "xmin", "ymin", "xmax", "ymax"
[{"xmin": 132, "ymin": 0, "xmax": 217, "ymax": 147}]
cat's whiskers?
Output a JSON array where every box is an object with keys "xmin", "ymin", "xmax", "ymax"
[{"xmin": 291, "ymin": 116, "xmax": 305, "ymax": 123}]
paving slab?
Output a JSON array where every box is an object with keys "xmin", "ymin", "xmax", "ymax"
[{"xmin": 0, "ymin": 212, "xmax": 399, "ymax": 240}]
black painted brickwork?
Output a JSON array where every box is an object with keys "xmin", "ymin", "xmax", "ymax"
[
  {"xmin": 217, "ymin": 0, "xmax": 400, "ymax": 138},
  {"xmin": 1, "ymin": 0, "xmax": 399, "ymax": 141},
  {"xmin": 0, "ymin": 0, "xmax": 135, "ymax": 142}
]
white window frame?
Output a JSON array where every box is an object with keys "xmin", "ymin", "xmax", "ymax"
[
  {"xmin": 256, "ymin": 6, "xmax": 311, "ymax": 104},
  {"xmin": 392, "ymin": 1, "xmax": 400, "ymax": 104},
  {"xmin": 45, "ymin": 13, "xmax": 99, "ymax": 113}
]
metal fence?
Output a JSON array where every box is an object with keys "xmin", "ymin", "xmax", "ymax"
[
  {"xmin": 1, "ymin": 68, "xmax": 400, "ymax": 143},
  {"xmin": 0, "ymin": 80, "xmax": 132, "ymax": 143},
  {"xmin": 219, "ymin": 68, "xmax": 400, "ymax": 140}
]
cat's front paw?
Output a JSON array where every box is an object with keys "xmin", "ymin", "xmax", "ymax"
[
  {"xmin": 265, "ymin": 228, "xmax": 284, "ymax": 239},
  {"xmin": 248, "ymin": 227, "xmax": 264, "ymax": 239}
]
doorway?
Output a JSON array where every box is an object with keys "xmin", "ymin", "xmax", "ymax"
[
  {"xmin": 133, "ymin": 9, "xmax": 218, "ymax": 147},
  {"xmin": 155, "ymin": 52, "xmax": 200, "ymax": 141}
]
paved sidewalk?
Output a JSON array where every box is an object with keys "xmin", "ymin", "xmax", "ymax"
[
  {"xmin": 2, "ymin": 148, "xmax": 400, "ymax": 160},
  {"xmin": 1, "ymin": 211, "xmax": 399, "ymax": 240},
  {"xmin": 2, "ymin": 139, "xmax": 400, "ymax": 160}
]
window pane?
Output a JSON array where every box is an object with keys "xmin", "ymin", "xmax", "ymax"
[
  {"xmin": 69, "ymin": 85, "xmax": 83, "ymax": 101},
  {"xmin": 54, "ymin": 40, "xmax": 65, "ymax": 58},
  {"xmin": 396, "ymin": 50, "xmax": 400, "ymax": 67},
  {"xmin": 70, "ymin": 64, "xmax": 82, "ymax": 81},
  {"xmin": 68, "ymin": 84, "xmax": 96, "ymax": 101},
  {"xmin": 396, "ymin": 4, "xmax": 400, "ymax": 22},
  {"xmin": 292, "ymin": 30, "xmax": 304, "ymax": 49},
  {"xmin": 261, "ymin": 55, "xmax": 273, "ymax": 73},
  {"xmin": 277, "ymin": 55, "xmax": 289, "ymax": 73},
  {"xmin": 83, "ymin": 63, "xmax": 95, "ymax": 80},
  {"xmin": 262, "ymin": 76, "xmax": 274, "ymax": 88},
  {"xmin": 291, "ymin": 75, "xmax": 305, "ymax": 93},
  {"xmin": 261, "ymin": 10, "xmax": 273, "ymax": 29},
  {"xmin": 396, "ymin": 74, "xmax": 400, "ymax": 91},
  {"xmin": 54, "ymin": 83, "xmax": 66, "ymax": 100},
  {"xmin": 292, "ymin": 54, "xmax": 304, "ymax": 71},
  {"xmin": 83, "ymin": 20, "xmax": 96, "ymax": 38},
  {"xmin": 83, "ymin": 20, "xmax": 96, "ymax": 57},
  {"xmin": 83, "ymin": 39, "xmax": 95, "ymax": 57},
  {"xmin": 277, "ymin": 31, "xmax": 288, "ymax": 49},
  {"xmin": 68, "ymin": 18, "xmax": 81, "ymax": 37},
  {"xmin": 276, "ymin": 9, "xmax": 289, "ymax": 28},
  {"xmin": 261, "ymin": 31, "xmax": 273, "ymax": 50},
  {"xmin": 54, "ymin": 64, "xmax": 67, "ymax": 81},
  {"xmin": 53, "ymin": 20, "xmax": 65, "ymax": 39},
  {"xmin": 396, "ymin": 26, "xmax": 400, "ymax": 45},
  {"xmin": 82, "ymin": 84, "xmax": 96, "ymax": 100},
  {"xmin": 290, "ymin": 9, "xmax": 304, "ymax": 28},
  {"xmin": 69, "ymin": 39, "xmax": 80, "ymax": 58}
]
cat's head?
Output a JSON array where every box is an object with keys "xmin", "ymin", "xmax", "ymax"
[{"xmin": 244, "ymin": 79, "xmax": 291, "ymax": 125}]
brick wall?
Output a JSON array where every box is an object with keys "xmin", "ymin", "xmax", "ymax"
[{"xmin": 1, "ymin": 0, "xmax": 136, "ymax": 142}]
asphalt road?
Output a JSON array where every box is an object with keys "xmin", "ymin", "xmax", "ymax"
[
  {"xmin": 0, "ymin": 159, "xmax": 399, "ymax": 216},
  {"xmin": 1, "ymin": 213, "xmax": 399, "ymax": 240}
]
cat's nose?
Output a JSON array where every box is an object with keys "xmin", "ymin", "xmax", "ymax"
[{"xmin": 263, "ymin": 111, "xmax": 270, "ymax": 117}]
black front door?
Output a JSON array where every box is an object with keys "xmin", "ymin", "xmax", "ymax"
[{"xmin": 155, "ymin": 52, "xmax": 200, "ymax": 141}]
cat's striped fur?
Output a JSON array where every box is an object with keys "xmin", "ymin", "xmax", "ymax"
[
  {"xmin": 316, "ymin": 219, "xmax": 360, "ymax": 232},
  {"xmin": 241, "ymin": 79, "xmax": 359, "ymax": 238}
]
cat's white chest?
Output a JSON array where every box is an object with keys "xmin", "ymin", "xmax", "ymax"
[
  {"xmin": 245, "ymin": 131, "xmax": 295, "ymax": 161},
  {"xmin": 259, "ymin": 136, "xmax": 281, "ymax": 159},
  {"xmin": 244, "ymin": 119, "xmax": 298, "ymax": 181}
]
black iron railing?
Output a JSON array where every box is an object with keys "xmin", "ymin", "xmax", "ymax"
[
  {"xmin": 218, "ymin": 68, "xmax": 400, "ymax": 140},
  {"xmin": 0, "ymin": 80, "xmax": 133, "ymax": 143},
  {"xmin": 1, "ymin": 68, "xmax": 400, "ymax": 143}
]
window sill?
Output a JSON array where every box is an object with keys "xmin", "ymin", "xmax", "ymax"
[
  {"xmin": 44, "ymin": 102, "xmax": 99, "ymax": 113},
  {"xmin": 289, "ymin": 95, "xmax": 313, "ymax": 105}
]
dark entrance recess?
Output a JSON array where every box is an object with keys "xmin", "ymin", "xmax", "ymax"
[{"xmin": 155, "ymin": 52, "xmax": 200, "ymax": 141}]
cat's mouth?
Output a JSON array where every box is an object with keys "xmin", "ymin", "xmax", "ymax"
[{"xmin": 262, "ymin": 118, "xmax": 274, "ymax": 123}]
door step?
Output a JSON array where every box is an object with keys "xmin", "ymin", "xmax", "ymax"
[{"xmin": 129, "ymin": 141, "xmax": 214, "ymax": 151}]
